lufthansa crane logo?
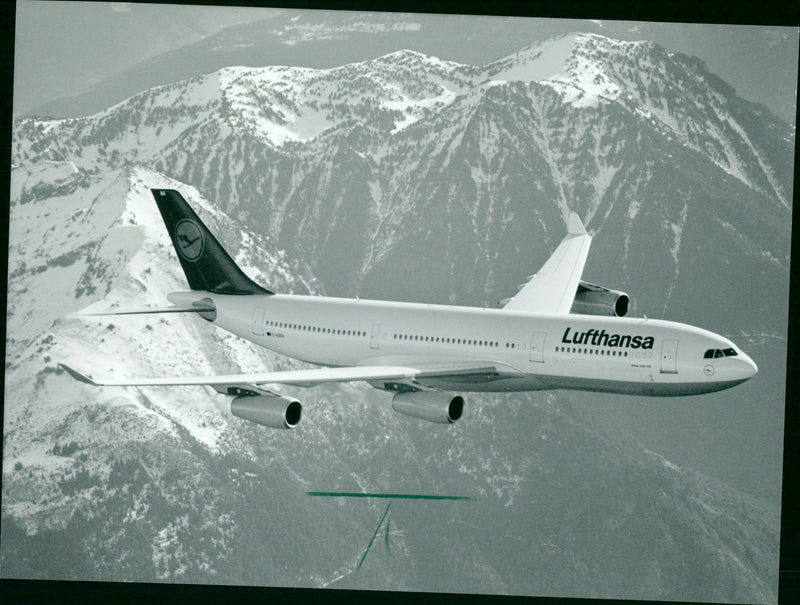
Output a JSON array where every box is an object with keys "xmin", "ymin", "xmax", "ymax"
[{"xmin": 175, "ymin": 219, "xmax": 205, "ymax": 261}]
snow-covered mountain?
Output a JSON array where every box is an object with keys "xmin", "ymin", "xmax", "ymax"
[
  {"xmin": 13, "ymin": 33, "xmax": 791, "ymax": 305},
  {"xmin": 5, "ymin": 166, "xmax": 319, "ymax": 459},
  {"xmin": 4, "ymin": 33, "xmax": 791, "ymax": 601},
  {"xmin": 24, "ymin": 12, "xmax": 798, "ymax": 125}
]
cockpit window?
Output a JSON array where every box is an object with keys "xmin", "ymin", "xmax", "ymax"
[{"xmin": 704, "ymin": 348, "xmax": 739, "ymax": 359}]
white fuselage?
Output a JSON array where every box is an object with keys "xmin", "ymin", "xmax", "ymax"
[{"xmin": 169, "ymin": 291, "xmax": 757, "ymax": 397}]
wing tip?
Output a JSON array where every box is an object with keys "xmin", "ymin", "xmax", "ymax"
[
  {"xmin": 567, "ymin": 212, "xmax": 587, "ymax": 236},
  {"xmin": 59, "ymin": 363, "xmax": 98, "ymax": 386}
]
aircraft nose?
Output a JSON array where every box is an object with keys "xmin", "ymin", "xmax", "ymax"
[{"xmin": 741, "ymin": 354, "xmax": 758, "ymax": 380}]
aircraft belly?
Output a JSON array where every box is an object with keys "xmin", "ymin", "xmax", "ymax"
[
  {"xmin": 380, "ymin": 371, "xmax": 746, "ymax": 397},
  {"xmin": 417, "ymin": 375, "xmax": 547, "ymax": 393},
  {"xmin": 518, "ymin": 373, "xmax": 748, "ymax": 396}
]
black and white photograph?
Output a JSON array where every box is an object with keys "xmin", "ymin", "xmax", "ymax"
[{"xmin": 2, "ymin": 1, "xmax": 797, "ymax": 603}]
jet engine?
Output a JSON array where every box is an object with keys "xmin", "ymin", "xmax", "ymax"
[
  {"xmin": 392, "ymin": 391, "xmax": 464, "ymax": 424},
  {"xmin": 570, "ymin": 281, "xmax": 630, "ymax": 317},
  {"xmin": 231, "ymin": 394, "xmax": 302, "ymax": 429}
]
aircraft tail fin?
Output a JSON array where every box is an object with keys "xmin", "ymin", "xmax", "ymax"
[{"xmin": 151, "ymin": 189, "xmax": 272, "ymax": 295}]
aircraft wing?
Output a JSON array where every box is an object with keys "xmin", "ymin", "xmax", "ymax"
[
  {"xmin": 503, "ymin": 212, "xmax": 591, "ymax": 314},
  {"xmin": 59, "ymin": 361, "xmax": 524, "ymax": 390}
]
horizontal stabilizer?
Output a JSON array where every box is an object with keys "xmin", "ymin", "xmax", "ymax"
[
  {"xmin": 77, "ymin": 304, "xmax": 216, "ymax": 316},
  {"xmin": 59, "ymin": 364, "xmax": 97, "ymax": 385}
]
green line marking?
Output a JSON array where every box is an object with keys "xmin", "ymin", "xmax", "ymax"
[
  {"xmin": 310, "ymin": 490, "xmax": 475, "ymax": 571},
  {"xmin": 357, "ymin": 503, "xmax": 391, "ymax": 571},
  {"xmin": 307, "ymin": 491, "xmax": 476, "ymax": 501}
]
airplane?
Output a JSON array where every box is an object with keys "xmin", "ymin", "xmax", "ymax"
[{"xmin": 60, "ymin": 189, "xmax": 758, "ymax": 429}]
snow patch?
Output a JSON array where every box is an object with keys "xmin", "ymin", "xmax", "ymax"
[
  {"xmin": 489, "ymin": 34, "xmax": 578, "ymax": 83},
  {"xmin": 383, "ymin": 85, "xmax": 457, "ymax": 133},
  {"xmin": 645, "ymin": 449, "xmax": 681, "ymax": 472}
]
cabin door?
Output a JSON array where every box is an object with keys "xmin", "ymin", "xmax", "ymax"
[
  {"xmin": 660, "ymin": 339, "xmax": 679, "ymax": 374},
  {"xmin": 370, "ymin": 323, "xmax": 381, "ymax": 350},
  {"xmin": 251, "ymin": 307, "xmax": 267, "ymax": 336},
  {"xmin": 529, "ymin": 331, "xmax": 546, "ymax": 363}
]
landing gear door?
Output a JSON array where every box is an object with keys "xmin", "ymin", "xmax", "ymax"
[
  {"xmin": 529, "ymin": 331, "xmax": 546, "ymax": 363},
  {"xmin": 660, "ymin": 339, "xmax": 678, "ymax": 374}
]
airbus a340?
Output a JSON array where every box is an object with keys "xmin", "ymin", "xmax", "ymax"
[{"xmin": 61, "ymin": 189, "xmax": 757, "ymax": 428}]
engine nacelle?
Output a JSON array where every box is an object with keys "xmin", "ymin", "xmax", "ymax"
[
  {"xmin": 392, "ymin": 391, "xmax": 464, "ymax": 424},
  {"xmin": 231, "ymin": 394, "xmax": 302, "ymax": 429},
  {"xmin": 570, "ymin": 281, "xmax": 630, "ymax": 317}
]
